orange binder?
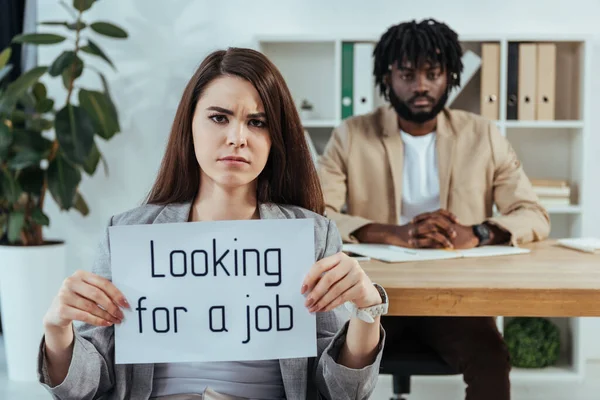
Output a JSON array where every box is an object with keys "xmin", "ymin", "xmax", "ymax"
[
  {"xmin": 480, "ymin": 43, "xmax": 500, "ymax": 120},
  {"xmin": 536, "ymin": 43, "xmax": 556, "ymax": 120},
  {"xmin": 518, "ymin": 43, "xmax": 537, "ymax": 120}
]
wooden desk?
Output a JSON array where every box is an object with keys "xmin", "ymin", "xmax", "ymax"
[{"xmin": 360, "ymin": 240, "xmax": 600, "ymax": 317}]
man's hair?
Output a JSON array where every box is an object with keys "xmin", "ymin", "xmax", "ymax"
[{"xmin": 373, "ymin": 18, "xmax": 464, "ymax": 100}]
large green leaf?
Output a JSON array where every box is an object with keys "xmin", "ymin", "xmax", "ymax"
[
  {"xmin": 18, "ymin": 167, "xmax": 44, "ymax": 196},
  {"xmin": 55, "ymin": 105, "xmax": 95, "ymax": 164},
  {"xmin": 90, "ymin": 22, "xmax": 128, "ymax": 38},
  {"xmin": 83, "ymin": 142, "xmax": 100, "ymax": 175},
  {"xmin": 0, "ymin": 65, "xmax": 13, "ymax": 84},
  {"xmin": 0, "ymin": 66, "xmax": 48, "ymax": 112},
  {"xmin": 12, "ymin": 33, "xmax": 66, "ymax": 45},
  {"xmin": 79, "ymin": 89, "xmax": 120, "ymax": 139},
  {"xmin": 80, "ymin": 39, "xmax": 115, "ymax": 69},
  {"xmin": 95, "ymin": 71, "xmax": 118, "ymax": 134},
  {"xmin": 49, "ymin": 51, "xmax": 75, "ymax": 77},
  {"xmin": 8, "ymin": 148, "xmax": 43, "ymax": 170},
  {"xmin": 0, "ymin": 47, "xmax": 11, "ymax": 68},
  {"xmin": 0, "ymin": 123, "xmax": 12, "ymax": 160},
  {"xmin": 73, "ymin": 191, "xmax": 89, "ymax": 216},
  {"xmin": 0, "ymin": 168, "xmax": 22, "ymax": 203},
  {"xmin": 61, "ymin": 56, "xmax": 83, "ymax": 89},
  {"xmin": 47, "ymin": 152, "xmax": 81, "ymax": 209},
  {"xmin": 31, "ymin": 207, "xmax": 50, "ymax": 226},
  {"xmin": 7, "ymin": 211, "xmax": 25, "ymax": 243},
  {"xmin": 73, "ymin": 0, "xmax": 95, "ymax": 12}
]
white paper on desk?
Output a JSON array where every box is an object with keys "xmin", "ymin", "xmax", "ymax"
[
  {"xmin": 556, "ymin": 238, "xmax": 600, "ymax": 253},
  {"xmin": 343, "ymin": 244, "xmax": 529, "ymax": 262},
  {"xmin": 109, "ymin": 219, "xmax": 316, "ymax": 364},
  {"xmin": 460, "ymin": 246, "xmax": 531, "ymax": 258},
  {"xmin": 342, "ymin": 244, "xmax": 460, "ymax": 262}
]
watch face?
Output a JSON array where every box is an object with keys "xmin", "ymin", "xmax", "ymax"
[{"xmin": 475, "ymin": 224, "xmax": 491, "ymax": 242}]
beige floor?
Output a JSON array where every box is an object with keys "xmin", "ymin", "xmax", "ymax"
[{"xmin": 1, "ymin": 336, "xmax": 599, "ymax": 399}]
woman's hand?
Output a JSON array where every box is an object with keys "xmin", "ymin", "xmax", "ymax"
[
  {"xmin": 301, "ymin": 252, "xmax": 382, "ymax": 313},
  {"xmin": 43, "ymin": 270, "xmax": 129, "ymax": 330}
]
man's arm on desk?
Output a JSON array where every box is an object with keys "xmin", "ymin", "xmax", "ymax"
[
  {"xmin": 484, "ymin": 123, "xmax": 551, "ymax": 245},
  {"xmin": 318, "ymin": 124, "xmax": 378, "ymax": 242}
]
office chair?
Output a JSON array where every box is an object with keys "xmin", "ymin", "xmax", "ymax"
[{"xmin": 379, "ymin": 328, "xmax": 459, "ymax": 400}]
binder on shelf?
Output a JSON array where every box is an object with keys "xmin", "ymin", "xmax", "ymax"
[
  {"xmin": 340, "ymin": 42, "xmax": 354, "ymax": 119},
  {"xmin": 447, "ymin": 50, "xmax": 481, "ymax": 106},
  {"xmin": 480, "ymin": 43, "xmax": 500, "ymax": 120},
  {"xmin": 353, "ymin": 42, "xmax": 375, "ymax": 115},
  {"xmin": 536, "ymin": 43, "xmax": 556, "ymax": 120},
  {"xmin": 518, "ymin": 43, "xmax": 537, "ymax": 120},
  {"xmin": 506, "ymin": 42, "xmax": 519, "ymax": 120}
]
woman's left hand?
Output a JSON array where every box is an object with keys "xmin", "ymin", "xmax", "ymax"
[{"xmin": 301, "ymin": 252, "xmax": 382, "ymax": 313}]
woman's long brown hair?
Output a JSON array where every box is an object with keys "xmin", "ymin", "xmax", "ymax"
[{"xmin": 145, "ymin": 48, "xmax": 324, "ymax": 215}]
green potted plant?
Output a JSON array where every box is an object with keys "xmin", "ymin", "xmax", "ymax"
[{"xmin": 0, "ymin": 0, "xmax": 127, "ymax": 381}]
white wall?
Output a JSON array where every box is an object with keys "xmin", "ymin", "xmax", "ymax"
[{"xmin": 37, "ymin": 0, "xmax": 600, "ymax": 359}]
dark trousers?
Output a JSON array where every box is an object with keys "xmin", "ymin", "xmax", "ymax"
[{"xmin": 382, "ymin": 316, "xmax": 511, "ymax": 400}]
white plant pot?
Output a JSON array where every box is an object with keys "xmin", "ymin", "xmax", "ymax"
[{"xmin": 0, "ymin": 242, "xmax": 66, "ymax": 381}]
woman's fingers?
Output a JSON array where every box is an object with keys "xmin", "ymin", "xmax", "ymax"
[
  {"xmin": 66, "ymin": 278, "xmax": 124, "ymax": 320},
  {"xmin": 301, "ymin": 253, "xmax": 345, "ymax": 294},
  {"xmin": 304, "ymin": 259, "xmax": 351, "ymax": 309},
  {"xmin": 309, "ymin": 269, "xmax": 362, "ymax": 313},
  {"xmin": 75, "ymin": 270, "xmax": 130, "ymax": 308},
  {"xmin": 320, "ymin": 285, "xmax": 362, "ymax": 312},
  {"xmin": 63, "ymin": 291, "xmax": 122, "ymax": 325},
  {"xmin": 56, "ymin": 303, "xmax": 114, "ymax": 327}
]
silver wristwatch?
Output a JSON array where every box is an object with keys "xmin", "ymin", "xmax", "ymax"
[{"xmin": 344, "ymin": 283, "xmax": 389, "ymax": 323}]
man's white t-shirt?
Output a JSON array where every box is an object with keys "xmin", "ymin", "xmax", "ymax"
[{"xmin": 399, "ymin": 130, "xmax": 441, "ymax": 225}]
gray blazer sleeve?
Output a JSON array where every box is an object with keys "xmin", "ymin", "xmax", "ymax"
[
  {"xmin": 37, "ymin": 218, "xmax": 118, "ymax": 400},
  {"xmin": 313, "ymin": 220, "xmax": 385, "ymax": 400}
]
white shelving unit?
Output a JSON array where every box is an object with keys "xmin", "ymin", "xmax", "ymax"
[{"xmin": 256, "ymin": 34, "xmax": 592, "ymax": 382}]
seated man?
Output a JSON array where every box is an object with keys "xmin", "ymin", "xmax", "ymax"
[{"xmin": 317, "ymin": 18, "xmax": 550, "ymax": 400}]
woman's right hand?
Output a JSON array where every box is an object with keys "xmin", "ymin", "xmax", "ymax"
[{"xmin": 43, "ymin": 270, "xmax": 130, "ymax": 330}]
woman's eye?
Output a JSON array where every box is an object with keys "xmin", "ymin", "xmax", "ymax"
[
  {"xmin": 249, "ymin": 119, "xmax": 266, "ymax": 128},
  {"xmin": 210, "ymin": 115, "xmax": 228, "ymax": 124}
]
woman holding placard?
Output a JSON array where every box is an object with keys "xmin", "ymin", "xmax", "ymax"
[{"xmin": 38, "ymin": 47, "xmax": 388, "ymax": 400}]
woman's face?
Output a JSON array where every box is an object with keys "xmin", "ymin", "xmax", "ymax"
[{"xmin": 192, "ymin": 76, "xmax": 272, "ymax": 191}]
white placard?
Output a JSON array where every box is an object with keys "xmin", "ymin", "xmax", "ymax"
[{"xmin": 109, "ymin": 219, "xmax": 316, "ymax": 364}]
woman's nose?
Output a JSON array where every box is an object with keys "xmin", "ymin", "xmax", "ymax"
[{"xmin": 227, "ymin": 123, "xmax": 248, "ymax": 147}]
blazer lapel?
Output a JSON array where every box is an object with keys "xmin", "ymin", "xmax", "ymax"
[
  {"xmin": 379, "ymin": 106, "xmax": 404, "ymax": 221},
  {"xmin": 436, "ymin": 110, "xmax": 456, "ymax": 209}
]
